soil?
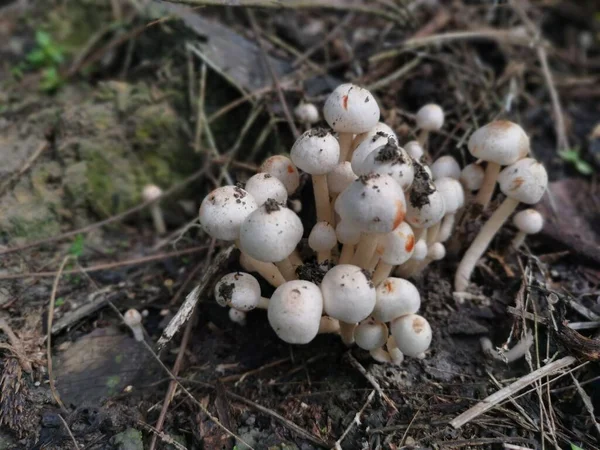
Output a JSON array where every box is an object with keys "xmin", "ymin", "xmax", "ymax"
[{"xmin": 1, "ymin": 1, "xmax": 600, "ymax": 450}]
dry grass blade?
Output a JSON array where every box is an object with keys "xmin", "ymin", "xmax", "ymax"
[
  {"xmin": 333, "ymin": 389, "xmax": 375, "ymax": 450},
  {"xmin": 57, "ymin": 414, "xmax": 79, "ymax": 449},
  {"xmin": 345, "ymin": 351, "xmax": 398, "ymax": 412}
]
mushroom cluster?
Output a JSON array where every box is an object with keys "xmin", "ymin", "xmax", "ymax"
[{"xmin": 199, "ymin": 83, "xmax": 547, "ymax": 365}]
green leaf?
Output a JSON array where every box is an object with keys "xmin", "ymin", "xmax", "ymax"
[
  {"xmin": 558, "ymin": 149, "xmax": 578, "ymax": 162},
  {"xmin": 39, "ymin": 67, "xmax": 62, "ymax": 92},
  {"xmin": 575, "ymin": 160, "xmax": 593, "ymax": 175},
  {"xmin": 55, "ymin": 297, "xmax": 65, "ymax": 307},
  {"xmin": 571, "ymin": 444, "xmax": 584, "ymax": 450},
  {"xmin": 26, "ymin": 49, "xmax": 47, "ymax": 66},
  {"xmin": 68, "ymin": 234, "xmax": 85, "ymax": 258},
  {"xmin": 35, "ymin": 30, "xmax": 52, "ymax": 48}
]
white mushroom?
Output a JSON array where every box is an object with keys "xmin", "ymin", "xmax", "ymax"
[
  {"xmin": 229, "ymin": 308, "xmax": 247, "ymax": 326},
  {"xmin": 327, "ymin": 161, "xmax": 357, "ymax": 195},
  {"xmin": 359, "ymin": 142, "xmax": 415, "ymax": 191},
  {"xmin": 460, "ymin": 163, "xmax": 485, "ymax": 192},
  {"xmin": 372, "ymin": 222, "xmax": 415, "ymax": 285},
  {"xmin": 324, "ymin": 83, "xmax": 380, "ymax": 161},
  {"xmin": 259, "ymin": 155, "xmax": 300, "ymax": 195},
  {"xmin": 214, "ymin": 272, "xmax": 265, "ymax": 311},
  {"xmin": 351, "ymin": 122, "xmax": 397, "ymax": 153},
  {"xmin": 404, "ymin": 140, "xmax": 424, "ymax": 161},
  {"xmin": 294, "ymin": 102, "xmax": 319, "ymax": 127},
  {"xmin": 455, "ymin": 158, "xmax": 548, "ymax": 292},
  {"xmin": 199, "ymin": 185, "xmax": 258, "ymax": 241},
  {"xmin": 390, "ymin": 314, "xmax": 432, "ymax": 358},
  {"xmin": 512, "ymin": 209, "xmax": 544, "ymax": 250},
  {"xmin": 308, "ymin": 221, "xmax": 337, "ymax": 263},
  {"xmin": 415, "ymin": 104, "xmax": 444, "ymax": 148},
  {"xmin": 354, "ymin": 318, "xmax": 388, "ymax": 350},
  {"xmin": 336, "ymin": 219, "xmax": 361, "ymax": 264},
  {"xmin": 124, "ymin": 309, "xmax": 144, "ymax": 342},
  {"xmin": 143, "ymin": 184, "xmax": 166, "ymax": 234},
  {"xmin": 430, "ymin": 156, "xmax": 461, "ymax": 180},
  {"xmin": 372, "ymin": 277, "xmax": 420, "ymax": 322},
  {"xmin": 267, "ymin": 280, "xmax": 323, "ymax": 344},
  {"xmin": 244, "ymin": 173, "xmax": 288, "ymax": 206},
  {"xmin": 468, "ymin": 120, "xmax": 530, "ymax": 210},
  {"xmin": 405, "ymin": 163, "xmax": 446, "ymax": 231},
  {"xmin": 434, "ymin": 177, "xmax": 465, "ymax": 243},
  {"xmin": 291, "ymin": 128, "xmax": 340, "ymax": 223},
  {"xmin": 351, "ymin": 131, "xmax": 397, "ymax": 175}
]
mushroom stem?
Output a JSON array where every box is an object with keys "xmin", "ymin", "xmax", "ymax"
[
  {"xmin": 150, "ymin": 204, "xmax": 166, "ymax": 234},
  {"xmin": 395, "ymin": 259, "xmax": 419, "ymax": 278},
  {"xmin": 372, "ymin": 262, "xmax": 393, "ymax": 286},
  {"xmin": 351, "ymin": 234, "xmax": 379, "ymax": 268},
  {"xmin": 312, "ymin": 175, "xmax": 333, "ymax": 223},
  {"xmin": 289, "ymin": 250, "xmax": 303, "ymax": 268},
  {"xmin": 455, "ymin": 197, "xmax": 519, "ymax": 292},
  {"xmin": 329, "ymin": 194, "xmax": 338, "ymax": 227},
  {"xmin": 370, "ymin": 347, "xmax": 391, "ymax": 363},
  {"xmin": 257, "ymin": 297, "xmax": 270, "ymax": 309},
  {"xmin": 318, "ymin": 316, "xmax": 340, "ymax": 334},
  {"xmin": 386, "ymin": 336, "xmax": 404, "ymax": 365},
  {"xmin": 417, "ymin": 129, "xmax": 429, "ymax": 148},
  {"xmin": 511, "ymin": 231, "xmax": 527, "ymax": 250},
  {"xmin": 426, "ymin": 223, "xmax": 441, "ymax": 245},
  {"xmin": 338, "ymin": 133, "xmax": 354, "ymax": 162},
  {"xmin": 366, "ymin": 253, "xmax": 379, "ymax": 271},
  {"xmin": 339, "ymin": 321, "xmax": 356, "ymax": 346},
  {"xmin": 474, "ymin": 162, "xmax": 501, "ymax": 209},
  {"xmin": 275, "ymin": 257, "xmax": 298, "ymax": 281},
  {"xmin": 238, "ymin": 250, "xmax": 286, "ymax": 287},
  {"xmin": 317, "ymin": 250, "xmax": 331, "ymax": 264},
  {"xmin": 339, "ymin": 244, "xmax": 355, "ymax": 264},
  {"xmin": 437, "ymin": 213, "xmax": 456, "ymax": 243}
]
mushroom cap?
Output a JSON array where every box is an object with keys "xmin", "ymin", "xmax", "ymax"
[
  {"xmin": 294, "ymin": 103, "xmax": 319, "ymax": 124},
  {"xmin": 239, "ymin": 200, "xmax": 303, "ymax": 262},
  {"xmin": 411, "ymin": 239, "xmax": 428, "ymax": 261},
  {"xmin": 376, "ymin": 221, "xmax": 415, "ymax": 265},
  {"xmin": 434, "ymin": 177, "xmax": 465, "ymax": 214},
  {"xmin": 390, "ymin": 314, "xmax": 432, "ymax": 358},
  {"xmin": 468, "ymin": 120, "xmax": 530, "ymax": 165},
  {"xmin": 328, "ymin": 162, "xmax": 358, "ymax": 194},
  {"xmin": 228, "ymin": 308, "xmax": 246, "ymax": 325},
  {"xmin": 460, "ymin": 163, "xmax": 485, "ymax": 191},
  {"xmin": 352, "ymin": 123, "xmax": 398, "ymax": 151},
  {"xmin": 124, "ymin": 309, "xmax": 142, "ymax": 327},
  {"xmin": 268, "ymin": 280, "xmax": 323, "ymax": 344},
  {"xmin": 323, "ymin": 83, "xmax": 380, "ymax": 133},
  {"xmin": 405, "ymin": 168, "xmax": 446, "ymax": 229},
  {"xmin": 335, "ymin": 174, "xmax": 406, "ymax": 234},
  {"xmin": 308, "ymin": 221, "xmax": 337, "ymax": 252},
  {"xmin": 427, "ymin": 242, "xmax": 446, "ymax": 261},
  {"xmin": 214, "ymin": 272, "xmax": 261, "ymax": 311},
  {"xmin": 373, "ymin": 278, "xmax": 420, "ymax": 322},
  {"xmin": 142, "ymin": 184, "xmax": 162, "ymax": 201},
  {"xmin": 321, "ymin": 264, "xmax": 376, "ymax": 323},
  {"xmin": 513, "ymin": 209, "xmax": 544, "ymax": 234},
  {"xmin": 259, "ymin": 155, "xmax": 300, "ymax": 195},
  {"xmin": 360, "ymin": 142, "xmax": 415, "ymax": 191},
  {"xmin": 498, "ymin": 158, "xmax": 548, "ymax": 204},
  {"xmin": 335, "ymin": 220, "xmax": 361, "ymax": 245},
  {"xmin": 291, "ymin": 128, "xmax": 340, "ymax": 175},
  {"xmin": 404, "ymin": 141, "xmax": 424, "ymax": 161},
  {"xmin": 354, "ymin": 318, "xmax": 389, "ymax": 350},
  {"xmin": 351, "ymin": 132, "xmax": 396, "ymax": 175},
  {"xmin": 199, "ymin": 185, "xmax": 258, "ymax": 241},
  {"xmin": 245, "ymin": 173, "xmax": 288, "ymax": 206},
  {"xmin": 416, "ymin": 104, "xmax": 444, "ymax": 131},
  {"xmin": 431, "ymin": 156, "xmax": 461, "ymax": 180}
]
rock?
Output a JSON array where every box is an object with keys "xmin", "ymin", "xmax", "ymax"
[{"xmin": 111, "ymin": 428, "xmax": 143, "ymax": 450}]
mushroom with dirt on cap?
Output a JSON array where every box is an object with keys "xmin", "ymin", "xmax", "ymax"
[
  {"xmin": 143, "ymin": 184, "xmax": 166, "ymax": 234},
  {"xmin": 358, "ymin": 141, "xmax": 415, "ymax": 191},
  {"xmin": 433, "ymin": 177, "xmax": 465, "ymax": 243},
  {"xmin": 415, "ymin": 104, "xmax": 444, "ymax": 148},
  {"xmin": 511, "ymin": 208, "xmax": 544, "ymax": 250},
  {"xmin": 351, "ymin": 130, "xmax": 398, "ymax": 174},
  {"xmin": 259, "ymin": 155, "xmax": 300, "ymax": 195},
  {"xmin": 455, "ymin": 158, "xmax": 548, "ymax": 292},
  {"xmin": 244, "ymin": 173, "xmax": 288, "ymax": 206},
  {"xmin": 214, "ymin": 272, "xmax": 268, "ymax": 311}
]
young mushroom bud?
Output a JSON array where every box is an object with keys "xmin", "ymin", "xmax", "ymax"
[
  {"xmin": 430, "ymin": 156, "xmax": 461, "ymax": 180},
  {"xmin": 324, "ymin": 83, "xmax": 380, "ymax": 161},
  {"xmin": 214, "ymin": 272, "xmax": 264, "ymax": 311},
  {"xmin": 359, "ymin": 141, "xmax": 415, "ymax": 191},
  {"xmin": 229, "ymin": 308, "xmax": 247, "ymax": 326},
  {"xmin": 372, "ymin": 277, "xmax": 420, "ymax": 323},
  {"xmin": 308, "ymin": 221, "xmax": 337, "ymax": 263},
  {"xmin": 434, "ymin": 177, "xmax": 465, "ymax": 242},
  {"xmin": 268, "ymin": 280, "xmax": 323, "ymax": 344},
  {"xmin": 372, "ymin": 221, "xmax": 415, "ymax": 285},
  {"xmin": 294, "ymin": 102, "xmax": 319, "ymax": 127},
  {"xmin": 415, "ymin": 104, "xmax": 444, "ymax": 148},
  {"xmin": 354, "ymin": 318, "xmax": 388, "ymax": 350},
  {"xmin": 511, "ymin": 209, "xmax": 544, "ymax": 250},
  {"xmin": 455, "ymin": 158, "xmax": 548, "ymax": 292},
  {"xmin": 239, "ymin": 199, "xmax": 303, "ymax": 281},
  {"xmin": 351, "ymin": 130, "xmax": 397, "ymax": 174},
  {"xmin": 404, "ymin": 141, "xmax": 424, "ymax": 161},
  {"xmin": 199, "ymin": 185, "xmax": 258, "ymax": 241},
  {"xmin": 244, "ymin": 173, "xmax": 288, "ymax": 206},
  {"xmin": 143, "ymin": 184, "xmax": 166, "ymax": 234},
  {"xmin": 390, "ymin": 314, "xmax": 432, "ymax": 358},
  {"xmin": 460, "ymin": 163, "xmax": 485, "ymax": 192},
  {"xmin": 259, "ymin": 155, "xmax": 300, "ymax": 195},
  {"xmin": 468, "ymin": 120, "xmax": 530, "ymax": 210},
  {"xmin": 291, "ymin": 128, "xmax": 340, "ymax": 223},
  {"xmin": 124, "ymin": 309, "xmax": 145, "ymax": 342}
]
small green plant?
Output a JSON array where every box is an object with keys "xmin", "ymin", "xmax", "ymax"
[
  {"xmin": 68, "ymin": 234, "xmax": 85, "ymax": 258},
  {"xmin": 54, "ymin": 297, "xmax": 65, "ymax": 307},
  {"xmin": 571, "ymin": 444, "xmax": 584, "ymax": 450},
  {"xmin": 14, "ymin": 30, "xmax": 65, "ymax": 92},
  {"xmin": 559, "ymin": 147, "xmax": 593, "ymax": 176}
]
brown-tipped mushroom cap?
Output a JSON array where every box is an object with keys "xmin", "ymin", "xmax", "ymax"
[
  {"xmin": 323, "ymin": 84, "xmax": 380, "ymax": 133},
  {"xmin": 468, "ymin": 120, "xmax": 529, "ymax": 166},
  {"xmin": 498, "ymin": 158, "xmax": 548, "ymax": 204},
  {"xmin": 259, "ymin": 155, "xmax": 300, "ymax": 195}
]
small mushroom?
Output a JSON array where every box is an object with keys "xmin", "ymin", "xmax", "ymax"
[
  {"xmin": 359, "ymin": 141, "xmax": 415, "ymax": 191},
  {"xmin": 430, "ymin": 156, "xmax": 461, "ymax": 180},
  {"xmin": 354, "ymin": 318, "xmax": 388, "ymax": 350},
  {"xmin": 259, "ymin": 155, "xmax": 300, "ymax": 195},
  {"xmin": 404, "ymin": 140, "xmax": 424, "ymax": 161},
  {"xmin": 351, "ymin": 122, "xmax": 398, "ymax": 154},
  {"xmin": 459, "ymin": 163, "xmax": 485, "ymax": 192},
  {"xmin": 229, "ymin": 308, "xmax": 247, "ymax": 326},
  {"xmin": 434, "ymin": 177, "xmax": 465, "ymax": 243},
  {"xmin": 455, "ymin": 158, "xmax": 548, "ymax": 292},
  {"xmin": 124, "ymin": 309, "xmax": 145, "ymax": 342},
  {"xmin": 405, "ymin": 162, "xmax": 446, "ymax": 231},
  {"xmin": 244, "ymin": 173, "xmax": 288, "ymax": 206},
  {"xmin": 511, "ymin": 209, "xmax": 544, "ymax": 250},
  {"xmin": 415, "ymin": 104, "xmax": 444, "ymax": 148},
  {"xmin": 390, "ymin": 314, "xmax": 432, "ymax": 358},
  {"xmin": 324, "ymin": 83, "xmax": 380, "ymax": 161},
  {"xmin": 372, "ymin": 277, "xmax": 420, "ymax": 323},
  {"xmin": 372, "ymin": 221, "xmax": 415, "ymax": 285},
  {"xmin": 199, "ymin": 185, "xmax": 258, "ymax": 241},
  {"xmin": 294, "ymin": 102, "xmax": 319, "ymax": 128},
  {"xmin": 351, "ymin": 130, "xmax": 397, "ymax": 174},
  {"xmin": 291, "ymin": 128, "xmax": 340, "ymax": 223},
  {"xmin": 143, "ymin": 184, "xmax": 166, "ymax": 234},
  {"xmin": 267, "ymin": 280, "xmax": 323, "ymax": 344},
  {"xmin": 308, "ymin": 221, "xmax": 337, "ymax": 263},
  {"xmin": 328, "ymin": 161, "xmax": 358, "ymax": 195},
  {"xmin": 214, "ymin": 272, "xmax": 266, "ymax": 311}
]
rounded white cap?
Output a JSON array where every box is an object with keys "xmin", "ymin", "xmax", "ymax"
[
  {"xmin": 294, "ymin": 103, "xmax": 319, "ymax": 124},
  {"xmin": 373, "ymin": 278, "xmax": 420, "ymax": 322},
  {"xmin": 323, "ymin": 83, "xmax": 380, "ymax": 133},
  {"xmin": 404, "ymin": 141, "xmax": 424, "ymax": 161},
  {"xmin": 427, "ymin": 242, "xmax": 446, "ymax": 261},
  {"xmin": 335, "ymin": 174, "xmax": 406, "ymax": 234},
  {"xmin": 268, "ymin": 280, "xmax": 323, "ymax": 344},
  {"xmin": 214, "ymin": 272, "xmax": 261, "ymax": 311},
  {"xmin": 431, "ymin": 156, "xmax": 461, "ymax": 180},
  {"xmin": 416, "ymin": 104, "xmax": 444, "ymax": 131},
  {"xmin": 498, "ymin": 158, "xmax": 548, "ymax": 204},
  {"xmin": 351, "ymin": 131, "xmax": 396, "ymax": 175},
  {"xmin": 244, "ymin": 173, "xmax": 288, "ymax": 206},
  {"xmin": 376, "ymin": 221, "xmax": 415, "ymax": 265},
  {"xmin": 124, "ymin": 309, "xmax": 142, "ymax": 327},
  {"xmin": 229, "ymin": 308, "xmax": 247, "ymax": 325},
  {"xmin": 328, "ymin": 162, "xmax": 357, "ymax": 194},
  {"xmin": 239, "ymin": 200, "xmax": 303, "ymax": 262},
  {"xmin": 390, "ymin": 314, "xmax": 432, "ymax": 358},
  {"xmin": 411, "ymin": 239, "xmax": 428, "ymax": 261},
  {"xmin": 460, "ymin": 163, "xmax": 485, "ymax": 191},
  {"xmin": 513, "ymin": 209, "xmax": 544, "ymax": 234},
  {"xmin": 142, "ymin": 184, "xmax": 162, "ymax": 201},
  {"xmin": 321, "ymin": 264, "xmax": 376, "ymax": 323},
  {"xmin": 291, "ymin": 128, "xmax": 340, "ymax": 175},
  {"xmin": 360, "ymin": 143, "xmax": 415, "ymax": 191},
  {"xmin": 335, "ymin": 220, "xmax": 361, "ymax": 245},
  {"xmin": 354, "ymin": 318, "xmax": 388, "ymax": 351},
  {"xmin": 259, "ymin": 155, "xmax": 300, "ymax": 195},
  {"xmin": 308, "ymin": 221, "xmax": 337, "ymax": 253},
  {"xmin": 199, "ymin": 186, "xmax": 258, "ymax": 241},
  {"xmin": 434, "ymin": 177, "xmax": 465, "ymax": 214},
  {"xmin": 468, "ymin": 120, "xmax": 530, "ymax": 165},
  {"xmin": 352, "ymin": 123, "xmax": 397, "ymax": 150},
  {"xmin": 405, "ymin": 165, "xmax": 446, "ymax": 229}
]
